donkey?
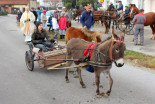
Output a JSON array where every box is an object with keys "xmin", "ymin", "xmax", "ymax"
[{"xmin": 65, "ymin": 27, "xmax": 126, "ymax": 96}]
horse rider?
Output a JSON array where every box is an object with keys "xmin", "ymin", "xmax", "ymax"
[
  {"xmin": 80, "ymin": 5, "xmax": 94, "ymax": 31},
  {"xmin": 107, "ymin": 2, "xmax": 115, "ymax": 11},
  {"xmin": 132, "ymin": 9, "xmax": 146, "ymax": 45},
  {"xmin": 117, "ymin": 1, "xmax": 123, "ymax": 15},
  {"xmin": 122, "ymin": 4, "xmax": 130, "ymax": 20}
]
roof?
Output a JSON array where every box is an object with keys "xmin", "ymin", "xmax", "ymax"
[
  {"xmin": 43, "ymin": 0, "xmax": 60, "ymax": 2},
  {"xmin": 0, "ymin": 0, "xmax": 28, "ymax": 5}
]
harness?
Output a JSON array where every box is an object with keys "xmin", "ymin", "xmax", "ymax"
[{"xmin": 82, "ymin": 38, "xmax": 124, "ymax": 66}]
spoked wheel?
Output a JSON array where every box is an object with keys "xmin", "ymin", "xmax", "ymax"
[
  {"xmin": 25, "ymin": 51, "xmax": 34, "ymax": 71},
  {"xmin": 118, "ymin": 21, "xmax": 134, "ymax": 32}
]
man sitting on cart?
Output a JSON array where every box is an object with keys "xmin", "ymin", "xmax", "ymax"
[{"xmin": 31, "ymin": 21, "xmax": 55, "ymax": 52}]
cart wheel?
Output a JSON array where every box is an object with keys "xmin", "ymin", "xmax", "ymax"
[
  {"xmin": 118, "ymin": 21, "xmax": 127, "ymax": 31},
  {"xmin": 25, "ymin": 51, "xmax": 34, "ymax": 71},
  {"xmin": 118, "ymin": 21, "xmax": 134, "ymax": 32}
]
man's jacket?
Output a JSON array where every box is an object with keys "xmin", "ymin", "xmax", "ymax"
[
  {"xmin": 80, "ymin": 11, "xmax": 95, "ymax": 29},
  {"xmin": 117, "ymin": 4, "xmax": 123, "ymax": 11}
]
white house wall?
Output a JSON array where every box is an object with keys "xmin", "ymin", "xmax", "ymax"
[{"xmin": 144, "ymin": 0, "xmax": 155, "ymax": 13}]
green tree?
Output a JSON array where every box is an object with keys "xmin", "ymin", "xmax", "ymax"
[
  {"xmin": 77, "ymin": 0, "xmax": 98, "ymax": 6},
  {"xmin": 64, "ymin": 0, "xmax": 76, "ymax": 8},
  {"xmin": 65, "ymin": 3, "xmax": 72, "ymax": 9}
]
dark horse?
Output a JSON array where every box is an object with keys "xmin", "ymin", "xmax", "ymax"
[
  {"xmin": 65, "ymin": 26, "xmax": 126, "ymax": 96},
  {"xmin": 130, "ymin": 6, "xmax": 155, "ymax": 40}
]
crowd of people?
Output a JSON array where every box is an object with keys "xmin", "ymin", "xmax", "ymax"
[
  {"xmin": 19, "ymin": 6, "xmax": 72, "ymax": 51},
  {"xmin": 18, "ymin": 0, "xmax": 146, "ymax": 52}
]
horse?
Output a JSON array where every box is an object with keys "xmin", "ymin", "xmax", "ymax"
[
  {"xmin": 130, "ymin": 6, "xmax": 155, "ymax": 40},
  {"xmin": 65, "ymin": 26, "xmax": 102, "ymax": 43},
  {"xmin": 93, "ymin": 11, "xmax": 110, "ymax": 34},
  {"xmin": 65, "ymin": 26, "xmax": 126, "ymax": 96},
  {"xmin": 72, "ymin": 8, "xmax": 85, "ymax": 22}
]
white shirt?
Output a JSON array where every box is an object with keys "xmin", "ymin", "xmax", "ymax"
[{"xmin": 52, "ymin": 18, "xmax": 59, "ymax": 29}]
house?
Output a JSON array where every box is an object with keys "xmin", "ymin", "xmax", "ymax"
[
  {"xmin": 0, "ymin": 0, "xmax": 37, "ymax": 13},
  {"xmin": 43, "ymin": 0, "xmax": 63, "ymax": 9}
]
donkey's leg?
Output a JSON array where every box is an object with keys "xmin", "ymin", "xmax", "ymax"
[
  {"xmin": 77, "ymin": 67, "xmax": 86, "ymax": 88},
  {"xmin": 65, "ymin": 55, "xmax": 73, "ymax": 83},
  {"xmin": 95, "ymin": 70, "xmax": 100, "ymax": 95},
  {"xmin": 150, "ymin": 24, "xmax": 154, "ymax": 40},
  {"xmin": 106, "ymin": 72, "xmax": 113, "ymax": 96}
]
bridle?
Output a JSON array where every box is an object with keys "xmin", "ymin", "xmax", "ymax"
[
  {"xmin": 130, "ymin": 7, "xmax": 138, "ymax": 17},
  {"xmin": 94, "ymin": 38, "xmax": 124, "ymax": 64}
]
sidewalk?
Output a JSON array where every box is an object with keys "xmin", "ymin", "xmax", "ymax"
[{"xmin": 70, "ymin": 20, "xmax": 155, "ymax": 56}]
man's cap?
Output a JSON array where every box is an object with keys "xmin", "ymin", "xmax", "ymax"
[{"xmin": 125, "ymin": 4, "xmax": 128, "ymax": 7}]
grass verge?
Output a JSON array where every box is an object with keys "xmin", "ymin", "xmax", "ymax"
[{"xmin": 124, "ymin": 50, "xmax": 155, "ymax": 69}]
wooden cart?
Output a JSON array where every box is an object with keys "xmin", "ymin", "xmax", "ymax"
[{"xmin": 25, "ymin": 42, "xmax": 66, "ymax": 71}]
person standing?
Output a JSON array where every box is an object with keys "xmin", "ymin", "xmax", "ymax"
[
  {"xmin": 52, "ymin": 15, "xmax": 59, "ymax": 42},
  {"xmin": 80, "ymin": 5, "xmax": 94, "ymax": 31},
  {"xmin": 107, "ymin": 2, "xmax": 115, "ymax": 11},
  {"xmin": 48, "ymin": 13, "xmax": 54, "ymax": 32},
  {"xmin": 36, "ymin": 7, "xmax": 43, "ymax": 22},
  {"xmin": 31, "ymin": 7, "xmax": 38, "ymax": 25},
  {"xmin": 20, "ymin": 6, "xmax": 35, "ymax": 42},
  {"xmin": 132, "ymin": 9, "xmax": 146, "ymax": 45},
  {"xmin": 59, "ymin": 12, "xmax": 67, "ymax": 39},
  {"xmin": 64, "ymin": 8, "xmax": 71, "ymax": 28},
  {"xmin": 41, "ymin": 10, "xmax": 47, "ymax": 29},
  {"xmin": 17, "ymin": 10, "xmax": 22, "ymax": 22}
]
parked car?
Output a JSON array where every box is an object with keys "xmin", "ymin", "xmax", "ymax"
[
  {"xmin": 57, "ymin": 7, "xmax": 62, "ymax": 12},
  {"xmin": 46, "ymin": 10, "xmax": 55, "ymax": 26}
]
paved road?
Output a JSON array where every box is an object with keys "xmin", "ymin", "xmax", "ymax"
[{"xmin": 0, "ymin": 14, "xmax": 155, "ymax": 104}]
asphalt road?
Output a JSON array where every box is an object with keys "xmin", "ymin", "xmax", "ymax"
[{"xmin": 0, "ymin": 14, "xmax": 155, "ymax": 104}]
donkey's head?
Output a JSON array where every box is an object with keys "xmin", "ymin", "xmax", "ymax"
[{"xmin": 110, "ymin": 26, "xmax": 126, "ymax": 67}]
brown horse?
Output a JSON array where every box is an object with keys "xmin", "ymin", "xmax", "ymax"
[
  {"xmin": 130, "ymin": 6, "xmax": 155, "ymax": 39},
  {"xmin": 65, "ymin": 27, "xmax": 126, "ymax": 96},
  {"xmin": 65, "ymin": 26, "xmax": 102, "ymax": 43}
]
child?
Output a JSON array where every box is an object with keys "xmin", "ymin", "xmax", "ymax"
[
  {"xmin": 48, "ymin": 13, "xmax": 54, "ymax": 32},
  {"xmin": 58, "ymin": 12, "xmax": 67, "ymax": 39},
  {"xmin": 52, "ymin": 15, "xmax": 59, "ymax": 42},
  {"xmin": 41, "ymin": 10, "xmax": 47, "ymax": 29}
]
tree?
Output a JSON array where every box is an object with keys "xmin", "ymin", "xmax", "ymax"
[
  {"xmin": 64, "ymin": 0, "xmax": 76, "ymax": 8},
  {"xmin": 77, "ymin": 0, "xmax": 98, "ymax": 6}
]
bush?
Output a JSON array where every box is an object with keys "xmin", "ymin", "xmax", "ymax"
[
  {"xmin": 11, "ymin": 11, "xmax": 17, "ymax": 14},
  {"xmin": 0, "ymin": 11, "xmax": 8, "ymax": 15}
]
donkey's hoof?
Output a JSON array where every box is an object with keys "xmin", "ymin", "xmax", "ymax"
[
  {"xmin": 100, "ymin": 92, "xmax": 109, "ymax": 97},
  {"xmin": 95, "ymin": 94, "xmax": 102, "ymax": 98},
  {"xmin": 106, "ymin": 91, "xmax": 111, "ymax": 96},
  {"xmin": 82, "ymin": 84, "xmax": 86, "ymax": 88},
  {"xmin": 66, "ymin": 80, "xmax": 70, "ymax": 83}
]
